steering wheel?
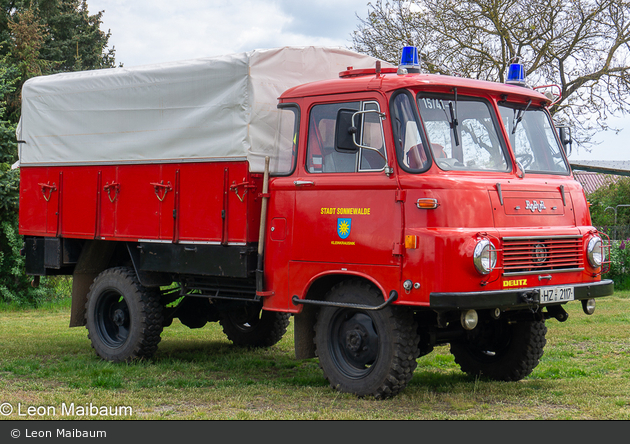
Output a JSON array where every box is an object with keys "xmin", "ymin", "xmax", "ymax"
[{"xmin": 437, "ymin": 158, "xmax": 465, "ymax": 169}]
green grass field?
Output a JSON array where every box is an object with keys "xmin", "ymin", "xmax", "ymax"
[{"xmin": 1, "ymin": 292, "xmax": 629, "ymax": 420}]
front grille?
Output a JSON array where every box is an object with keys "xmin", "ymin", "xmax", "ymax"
[{"xmin": 502, "ymin": 235, "xmax": 584, "ymax": 276}]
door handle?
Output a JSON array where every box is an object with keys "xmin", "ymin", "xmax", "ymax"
[{"xmin": 294, "ymin": 180, "xmax": 314, "ymax": 187}]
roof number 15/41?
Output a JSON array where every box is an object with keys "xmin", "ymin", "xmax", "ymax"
[{"xmin": 419, "ymin": 98, "xmax": 446, "ymax": 110}]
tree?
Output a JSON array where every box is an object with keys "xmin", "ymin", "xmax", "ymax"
[
  {"xmin": 352, "ymin": 0, "xmax": 630, "ymax": 146},
  {"xmin": 587, "ymin": 177, "xmax": 630, "ymax": 227},
  {"xmin": 5, "ymin": 7, "xmax": 52, "ymax": 120},
  {"xmin": 2, "ymin": 0, "xmax": 117, "ymax": 121},
  {"xmin": 585, "ymin": 176, "xmax": 630, "ymax": 289},
  {"xmin": 0, "ymin": 0, "xmax": 117, "ymax": 305},
  {"xmin": 0, "ymin": 55, "xmax": 32, "ymax": 304},
  {"xmin": 39, "ymin": 0, "xmax": 117, "ymax": 72}
]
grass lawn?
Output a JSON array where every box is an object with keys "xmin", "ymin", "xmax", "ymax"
[{"xmin": 1, "ymin": 292, "xmax": 629, "ymax": 420}]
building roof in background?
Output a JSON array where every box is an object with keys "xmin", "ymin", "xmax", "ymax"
[
  {"xmin": 573, "ymin": 170, "xmax": 623, "ymax": 194},
  {"xmin": 570, "ymin": 160, "xmax": 630, "ymax": 177}
]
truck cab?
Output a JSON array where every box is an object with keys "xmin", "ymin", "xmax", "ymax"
[{"xmin": 262, "ymin": 53, "xmax": 612, "ymax": 397}]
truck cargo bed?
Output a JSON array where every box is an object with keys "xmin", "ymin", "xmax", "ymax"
[{"xmin": 19, "ymin": 161, "xmax": 262, "ymax": 245}]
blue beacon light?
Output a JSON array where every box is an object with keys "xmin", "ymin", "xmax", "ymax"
[
  {"xmin": 506, "ymin": 58, "xmax": 526, "ymax": 86},
  {"xmin": 399, "ymin": 46, "xmax": 421, "ymax": 74}
]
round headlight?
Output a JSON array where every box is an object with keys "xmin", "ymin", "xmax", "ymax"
[
  {"xmin": 587, "ymin": 236, "xmax": 603, "ymax": 268},
  {"xmin": 474, "ymin": 239, "xmax": 497, "ymax": 275}
]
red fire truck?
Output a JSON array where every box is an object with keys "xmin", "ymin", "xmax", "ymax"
[{"xmin": 17, "ymin": 46, "xmax": 613, "ymax": 399}]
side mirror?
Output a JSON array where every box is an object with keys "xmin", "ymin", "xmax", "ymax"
[
  {"xmin": 557, "ymin": 125, "xmax": 572, "ymax": 156},
  {"xmin": 335, "ymin": 109, "xmax": 361, "ymax": 152}
]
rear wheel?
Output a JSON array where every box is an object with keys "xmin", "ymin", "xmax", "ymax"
[
  {"xmin": 85, "ymin": 267, "xmax": 164, "ymax": 362},
  {"xmin": 219, "ymin": 303, "xmax": 290, "ymax": 348},
  {"xmin": 314, "ymin": 280, "xmax": 419, "ymax": 399},
  {"xmin": 450, "ymin": 318, "xmax": 547, "ymax": 381}
]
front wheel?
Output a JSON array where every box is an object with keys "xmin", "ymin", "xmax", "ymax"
[
  {"xmin": 85, "ymin": 267, "xmax": 164, "ymax": 362},
  {"xmin": 450, "ymin": 318, "xmax": 547, "ymax": 381},
  {"xmin": 314, "ymin": 281, "xmax": 419, "ymax": 399}
]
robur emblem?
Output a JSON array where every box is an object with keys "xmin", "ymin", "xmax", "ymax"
[{"xmin": 525, "ymin": 200, "xmax": 546, "ymax": 212}]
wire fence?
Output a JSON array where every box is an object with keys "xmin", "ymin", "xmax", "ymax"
[{"xmin": 596, "ymin": 225, "xmax": 630, "ymax": 241}]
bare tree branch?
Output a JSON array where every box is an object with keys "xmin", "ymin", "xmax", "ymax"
[{"xmin": 351, "ymin": 0, "xmax": 630, "ymax": 149}]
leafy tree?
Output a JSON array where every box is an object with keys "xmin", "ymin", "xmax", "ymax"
[
  {"xmin": 585, "ymin": 176, "xmax": 630, "ymax": 289},
  {"xmin": 0, "ymin": 60, "xmax": 18, "ymax": 165},
  {"xmin": 0, "ymin": 56, "xmax": 31, "ymax": 304},
  {"xmin": 0, "ymin": 0, "xmax": 117, "ymax": 305},
  {"xmin": 587, "ymin": 176, "xmax": 630, "ymax": 227},
  {"xmin": 2, "ymin": 0, "xmax": 117, "ymax": 120},
  {"xmin": 352, "ymin": 0, "xmax": 630, "ymax": 146},
  {"xmin": 4, "ymin": 7, "xmax": 52, "ymax": 121},
  {"xmin": 39, "ymin": 0, "xmax": 116, "ymax": 72}
]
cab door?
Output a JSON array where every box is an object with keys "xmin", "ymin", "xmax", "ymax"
[{"xmin": 291, "ymin": 98, "xmax": 402, "ymax": 268}]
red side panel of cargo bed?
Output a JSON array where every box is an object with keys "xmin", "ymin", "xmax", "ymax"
[{"xmin": 19, "ymin": 161, "xmax": 262, "ymax": 245}]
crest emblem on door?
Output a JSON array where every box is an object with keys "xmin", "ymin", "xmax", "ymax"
[{"xmin": 337, "ymin": 218, "xmax": 351, "ymax": 239}]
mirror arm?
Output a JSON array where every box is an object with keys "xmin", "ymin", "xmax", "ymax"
[{"xmin": 351, "ymin": 112, "xmax": 387, "ymax": 161}]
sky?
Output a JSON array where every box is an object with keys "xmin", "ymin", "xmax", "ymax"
[
  {"xmin": 87, "ymin": 0, "xmax": 369, "ymax": 66},
  {"xmin": 86, "ymin": 0, "xmax": 629, "ymax": 163}
]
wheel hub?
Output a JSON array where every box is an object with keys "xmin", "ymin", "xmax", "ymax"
[
  {"xmin": 345, "ymin": 328, "xmax": 367, "ymax": 353},
  {"xmin": 112, "ymin": 309, "xmax": 126, "ymax": 326},
  {"xmin": 337, "ymin": 313, "xmax": 378, "ymax": 367}
]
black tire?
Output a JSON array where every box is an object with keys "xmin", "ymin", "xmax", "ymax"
[
  {"xmin": 85, "ymin": 267, "xmax": 164, "ymax": 362},
  {"xmin": 313, "ymin": 280, "xmax": 419, "ymax": 399},
  {"xmin": 450, "ymin": 318, "xmax": 547, "ymax": 381},
  {"xmin": 219, "ymin": 304, "xmax": 290, "ymax": 348}
]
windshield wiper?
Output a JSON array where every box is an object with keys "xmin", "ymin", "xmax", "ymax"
[
  {"xmin": 441, "ymin": 88, "xmax": 460, "ymax": 146},
  {"xmin": 512, "ymin": 99, "xmax": 532, "ymax": 134}
]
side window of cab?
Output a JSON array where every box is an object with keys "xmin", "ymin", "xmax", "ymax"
[
  {"xmin": 306, "ymin": 101, "xmax": 387, "ymax": 173},
  {"xmin": 390, "ymin": 91, "xmax": 431, "ymax": 172}
]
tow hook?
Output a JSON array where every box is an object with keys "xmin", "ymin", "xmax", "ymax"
[
  {"xmin": 519, "ymin": 290, "xmax": 541, "ymax": 314},
  {"xmin": 547, "ymin": 305, "xmax": 569, "ymax": 322},
  {"xmin": 519, "ymin": 290, "xmax": 539, "ymax": 305}
]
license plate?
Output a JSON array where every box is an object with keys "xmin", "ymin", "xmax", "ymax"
[{"xmin": 539, "ymin": 286, "xmax": 574, "ymax": 304}]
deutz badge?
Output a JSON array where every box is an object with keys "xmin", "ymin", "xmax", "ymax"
[{"xmin": 337, "ymin": 218, "xmax": 351, "ymax": 239}]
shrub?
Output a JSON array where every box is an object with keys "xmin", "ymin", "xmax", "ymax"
[
  {"xmin": 603, "ymin": 238, "xmax": 630, "ymax": 290},
  {"xmin": 0, "ymin": 205, "xmax": 70, "ymax": 307}
]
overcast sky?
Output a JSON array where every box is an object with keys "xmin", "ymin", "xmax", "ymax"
[
  {"xmin": 88, "ymin": 0, "xmax": 368, "ymax": 67},
  {"xmin": 86, "ymin": 0, "xmax": 628, "ymax": 163}
]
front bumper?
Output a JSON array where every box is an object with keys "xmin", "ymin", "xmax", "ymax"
[{"xmin": 430, "ymin": 279, "xmax": 614, "ymax": 311}]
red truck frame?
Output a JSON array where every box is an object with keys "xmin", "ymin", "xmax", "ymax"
[{"xmin": 19, "ymin": 53, "xmax": 613, "ymax": 399}]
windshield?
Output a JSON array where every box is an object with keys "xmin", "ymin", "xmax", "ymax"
[
  {"xmin": 498, "ymin": 104, "xmax": 569, "ymax": 174},
  {"xmin": 417, "ymin": 94, "xmax": 509, "ymax": 172}
]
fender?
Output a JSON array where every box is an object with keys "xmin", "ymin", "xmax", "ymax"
[
  {"xmin": 69, "ymin": 240, "xmax": 117, "ymax": 327},
  {"xmin": 293, "ymin": 269, "xmax": 394, "ymax": 360},
  {"xmin": 295, "ymin": 268, "xmax": 391, "ymax": 306}
]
